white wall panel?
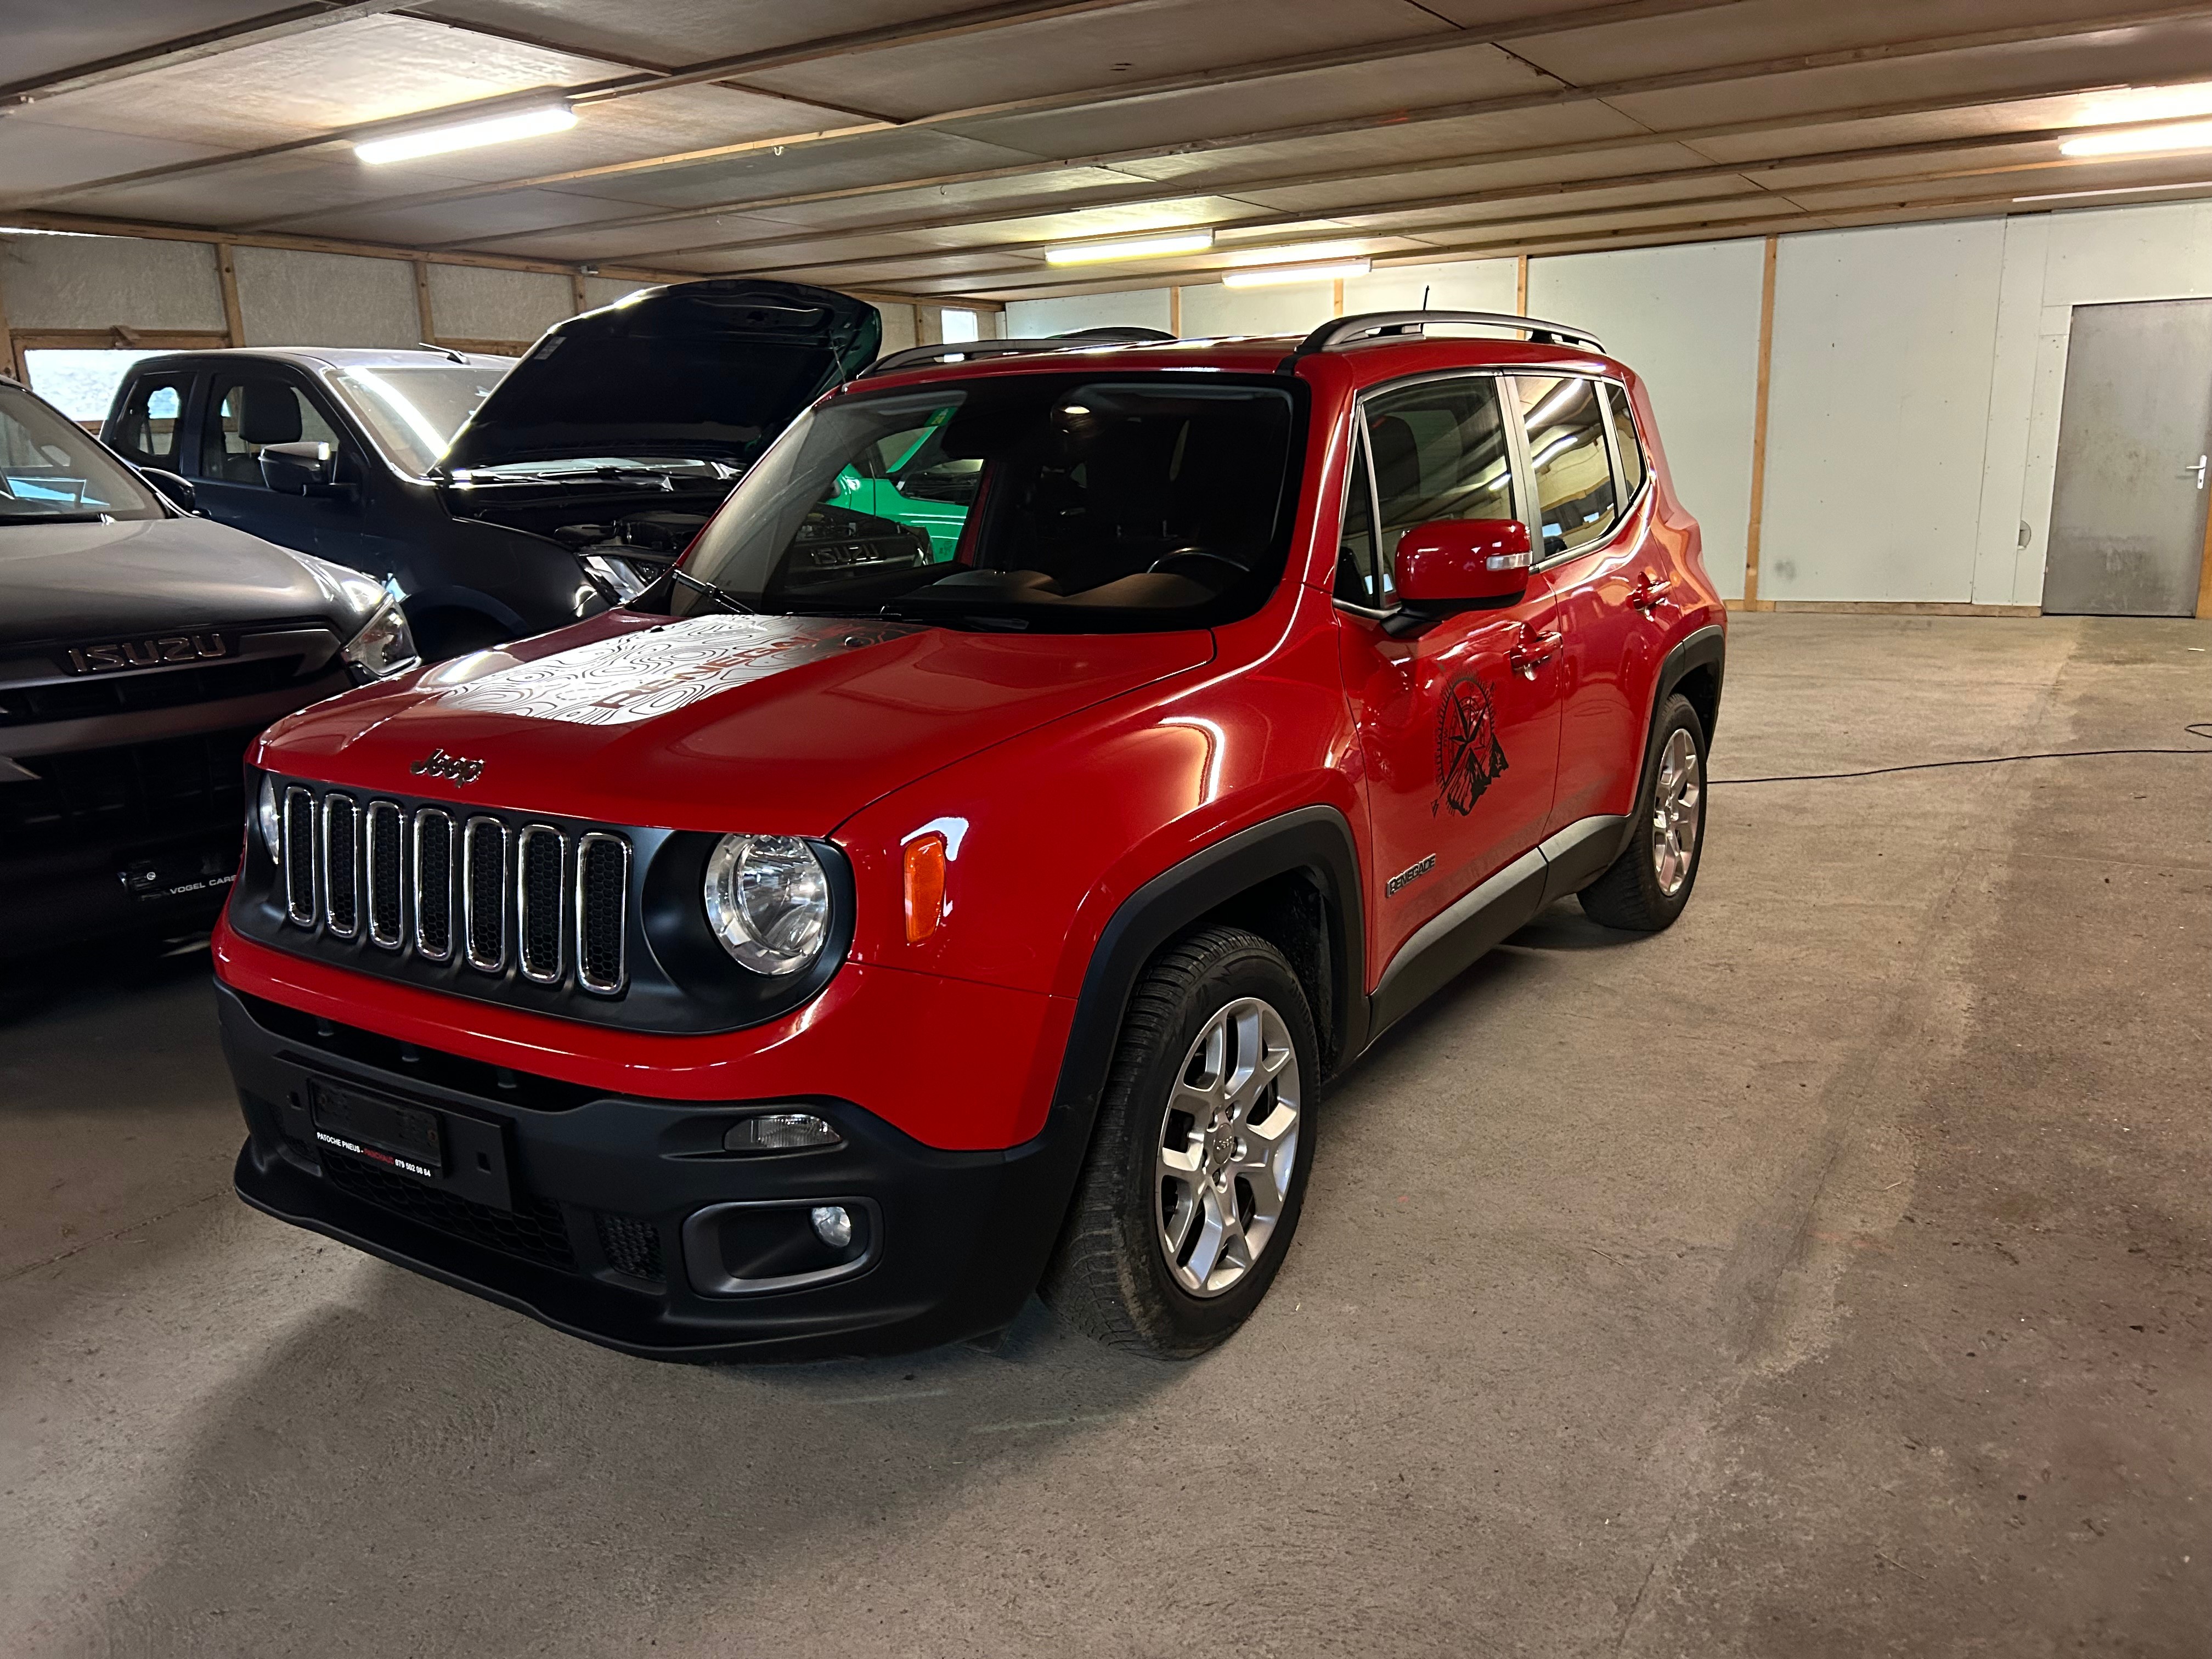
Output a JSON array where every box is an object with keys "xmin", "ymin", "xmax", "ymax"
[
  {"xmin": 233, "ymin": 246, "xmax": 416, "ymax": 347},
  {"xmin": 1178, "ymin": 280, "xmax": 1335, "ymax": 339},
  {"xmin": 1760, "ymin": 221, "xmax": 2007, "ymax": 603},
  {"xmin": 580, "ymin": 275, "xmax": 649, "ymax": 310},
  {"xmin": 1003, "ymin": 289, "xmax": 1173, "ymax": 335},
  {"xmin": 1530, "ymin": 241, "xmax": 1763, "ymax": 600},
  {"xmin": 425, "ymin": 263, "xmax": 571, "ymax": 346},
  {"xmin": 876, "ymin": 302, "xmax": 917, "ymax": 357},
  {"xmin": 0, "ymin": 232, "xmax": 224, "ymax": 331},
  {"xmin": 1342, "ymin": 258, "xmax": 1517, "ymax": 315}
]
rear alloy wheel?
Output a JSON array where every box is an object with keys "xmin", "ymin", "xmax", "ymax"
[
  {"xmin": 1043, "ymin": 927, "xmax": 1318, "ymax": 1357},
  {"xmin": 1577, "ymin": 692, "xmax": 1709, "ymax": 932}
]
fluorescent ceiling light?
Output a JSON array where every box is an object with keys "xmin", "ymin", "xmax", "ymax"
[
  {"xmin": 1044, "ymin": 229, "xmax": 1214, "ymax": 265},
  {"xmin": 1222, "ymin": 258, "xmax": 1371, "ymax": 287},
  {"xmin": 356, "ymin": 104, "xmax": 577, "ymax": 164},
  {"xmin": 2074, "ymin": 82, "xmax": 2212, "ymax": 126},
  {"xmin": 2060, "ymin": 119, "xmax": 2212, "ymax": 157},
  {"xmin": 1220, "ymin": 240, "xmax": 1367, "ymax": 267},
  {"xmin": 2015, "ymin": 178, "xmax": 2212, "ymax": 203}
]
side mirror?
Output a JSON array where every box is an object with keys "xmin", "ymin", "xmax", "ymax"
[
  {"xmin": 259, "ymin": 441, "xmax": 346, "ymax": 496},
  {"xmin": 135, "ymin": 466, "xmax": 196, "ymax": 514},
  {"xmin": 1384, "ymin": 519, "xmax": 1533, "ymax": 639}
]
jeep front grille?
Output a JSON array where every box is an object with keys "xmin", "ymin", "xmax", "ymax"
[{"xmin": 272, "ymin": 788, "xmax": 628, "ymax": 994}]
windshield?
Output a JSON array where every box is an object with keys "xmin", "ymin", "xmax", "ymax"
[
  {"xmin": 0, "ymin": 383, "xmax": 163, "ymax": 522},
  {"xmin": 659, "ymin": 373, "xmax": 1302, "ymax": 631},
  {"xmin": 331, "ymin": 362, "xmax": 508, "ymax": 475}
]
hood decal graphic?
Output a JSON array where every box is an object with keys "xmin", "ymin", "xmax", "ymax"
[{"xmin": 427, "ymin": 614, "xmax": 917, "ymax": 727}]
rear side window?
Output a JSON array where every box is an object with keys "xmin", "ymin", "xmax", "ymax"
[
  {"xmin": 1515, "ymin": 375, "xmax": 1618, "ymax": 558},
  {"xmin": 112, "ymin": 375, "xmax": 190, "ymax": 467},
  {"xmin": 1605, "ymin": 381, "xmax": 1647, "ymax": 499},
  {"xmin": 1361, "ymin": 375, "xmax": 1519, "ymax": 581},
  {"xmin": 201, "ymin": 377, "xmax": 343, "ymax": 485}
]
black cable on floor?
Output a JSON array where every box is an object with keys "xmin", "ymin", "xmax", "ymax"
[{"xmin": 1712, "ymin": 723, "xmax": 2212, "ymax": 785}]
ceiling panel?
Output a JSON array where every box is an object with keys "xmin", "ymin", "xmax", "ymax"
[
  {"xmin": 935, "ymin": 40, "xmax": 1564, "ymax": 159},
  {"xmin": 737, "ymin": 0, "xmax": 1456, "ymax": 121},
  {"xmin": 0, "ymin": 115, "xmax": 231, "ymax": 200},
  {"xmin": 2, "ymin": 0, "xmax": 305, "ymax": 91},
  {"xmin": 413, "ymin": 0, "xmax": 973, "ymax": 68}
]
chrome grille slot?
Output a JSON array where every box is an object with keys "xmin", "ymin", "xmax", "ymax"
[
  {"xmin": 365, "ymin": 802, "xmax": 404, "ymax": 948},
  {"xmin": 516, "ymin": 826, "xmax": 565, "ymax": 984},
  {"xmin": 282, "ymin": 786, "xmax": 316, "ymax": 925},
  {"xmin": 575, "ymin": 832, "xmax": 630, "ymax": 995},
  {"xmin": 462, "ymin": 816, "xmax": 507, "ymax": 972},
  {"xmin": 321, "ymin": 794, "xmax": 359, "ymax": 939},
  {"xmin": 413, "ymin": 808, "xmax": 454, "ymax": 961}
]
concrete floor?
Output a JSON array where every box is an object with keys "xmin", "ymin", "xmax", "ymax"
[{"xmin": 2, "ymin": 614, "xmax": 2208, "ymax": 1658}]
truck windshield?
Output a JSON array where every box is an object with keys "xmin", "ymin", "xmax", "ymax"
[
  {"xmin": 332, "ymin": 362, "xmax": 509, "ymax": 475},
  {"xmin": 658, "ymin": 372, "xmax": 1302, "ymax": 631},
  {"xmin": 0, "ymin": 383, "xmax": 165, "ymax": 522}
]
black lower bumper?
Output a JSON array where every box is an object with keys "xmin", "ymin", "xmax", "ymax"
[{"xmin": 218, "ymin": 984, "xmax": 1088, "ymax": 1362}]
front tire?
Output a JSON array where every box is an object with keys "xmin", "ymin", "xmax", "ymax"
[
  {"xmin": 1041, "ymin": 927, "xmax": 1318, "ymax": 1358},
  {"xmin": 1578, "ymin": 692, "xmax": 1708, "ymax": 932}
]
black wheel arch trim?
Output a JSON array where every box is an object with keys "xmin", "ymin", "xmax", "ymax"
[{"xmin": 1614, "ymin": 622, "xmax": 1724, "ymax": 863}]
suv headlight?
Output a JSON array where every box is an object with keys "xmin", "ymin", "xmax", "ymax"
[
  {"xmin": 703, "ymin": 833, "xmax": 830, "ymax": 975},
  {"xmin": 256, "ymin": 775, "xmax": 282, "ymax": 862},
  {"xmin": 341, "ymin": 596, "xmax": 419, "ymax": 679}
]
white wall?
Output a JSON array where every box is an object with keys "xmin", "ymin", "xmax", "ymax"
[
  {"xmin": 1343, "ymin": 257, "xmax": 1518, "ymax": 315},
  {"xmin": 234, "ymin": 246, "xmax": 419, "ymax": 347},
  {"xmin": 1530, "ymin": 242, "xmax": 1763, "ymax": 600},
  {"xmin": 1005, "ymin": 288, "xmax": 1173, "ymax": 336},
  {"xmin": 0, "ymin": 231, "xmax": 225, "ymax": 332},
  {"xmin": 1179, "ymin": 279, "xmax": 1336, "ymax": 338},
  {"xmin": 425, "ymin": 263, "xmax": 572, "ymax": 346}
]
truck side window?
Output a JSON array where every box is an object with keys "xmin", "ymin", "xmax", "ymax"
[
  {"xmin": 1515, "ymin": 375, "xmax": 1618, "ymax": 558},
  {"xmin": 114, "ymin": 376, "xmax": 190, "ymax": 467},
  {"xmin": 201, "ymin": 377, "xmax": 342, "ymax": 485}
]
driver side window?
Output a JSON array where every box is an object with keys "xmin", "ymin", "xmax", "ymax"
[
  {"xmin": 1361, "ymin": 376, "xmax": 1520, "ymax": 596},
  {"xmin": 200, "ymin": 377, "xmax": 342, "ymax": 486}
]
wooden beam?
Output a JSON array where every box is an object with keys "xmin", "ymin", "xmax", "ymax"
[
  {"xmin": 216, "ymin": 242, "xmax": 245, "ymax": 346},
  {"xmin": 569, "ymin": 270, "xmax": 588, "ymax": 314},
  {"xmin": 1515, "ymin": 255, "xmax": 1530, "ymax": 314},
  {"xmin": 2196, "ymin": 478, "xmax": 2212, "ymax": 618},
  {"xmin": 11, "ymin": 329, "xmax": 231, "ymax": 351},
  {"xmin": 413, "ymin": 258, "xmax": 435, "ymax": 341},
  {"xmin": 0, "ymin": 2, "xmax": 409, "ymax": 108},
  {"xmin": 1743, "ymin": 236, "xmax": 1780, "ymax": 609},
  {"xmin": 0, "ymin": 257, "xmax": 15, "ymax": 381},
  {"xmin": 1168, "ymin": 286, "xmax": 1181, "ymax": 337}
]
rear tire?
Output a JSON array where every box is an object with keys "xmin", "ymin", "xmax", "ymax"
[
  {"xmin": 1577, "ymin": 692, "xmax": 1708, "ymax": 932},
  {"xmin": 1041, "ymin": 927, "xmax": 1318, "ymax": 1359}
]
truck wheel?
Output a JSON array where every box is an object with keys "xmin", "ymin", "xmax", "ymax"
[
  {"xmin": 1042, "ymin": 927, "xmax": 1317, "ymax": 1358},
  {"xmin": 1578, "ymin": 692, "xmax": 1708, "ymax": 932}
]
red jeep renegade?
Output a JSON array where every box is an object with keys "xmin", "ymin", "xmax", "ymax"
[{"xmin": 213, "ymin": 310, "xmax": 1724, "ymax": 1361}]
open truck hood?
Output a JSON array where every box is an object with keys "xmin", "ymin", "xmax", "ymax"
[{"xmin": 438, "ymin": 279, "xmax": 880, "ymax": 476}]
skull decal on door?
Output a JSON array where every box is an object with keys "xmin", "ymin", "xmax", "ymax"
[{"xmin": 1435, "ymin": 674, "xmax": 1509, "ymax": 816}]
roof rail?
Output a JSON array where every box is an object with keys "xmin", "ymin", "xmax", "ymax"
[
  {"xmin": 1289, "ymin": 309, "xmax": 1605, "ymax": 360},
  {"xmin": 860, "ymin": 326, "xmax": 1176, "ymax": 380}
]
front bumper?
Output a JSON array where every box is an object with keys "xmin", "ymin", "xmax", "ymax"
[{"xmin": 218, "ymin": 984, "xmax": 1089, "ymax": 1361}]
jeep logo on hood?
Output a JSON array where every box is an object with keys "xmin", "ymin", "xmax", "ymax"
[{"xmin": 411, "ymin": 748, "xmax": 484, "ymax": 784}]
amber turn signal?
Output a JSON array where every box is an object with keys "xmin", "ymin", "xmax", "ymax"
[{"xmin": 903, "ymin": 832, "xmax": 948, "ymax": 941}]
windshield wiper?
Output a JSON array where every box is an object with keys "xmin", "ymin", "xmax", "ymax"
[
  {"xmin": 877, "ymin": 605, "xmax": 1028, "ymax": 631},
  {"xmin": 0, "ymin": 510, "xmax": 113, "ymax": 524},
  {"xmin": 667, "ymin": 567, "xmax": 755, "ymax": 614}
]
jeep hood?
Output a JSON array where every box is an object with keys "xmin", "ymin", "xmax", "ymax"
[
  {"xmin": 255, "ymin": 612, "xmax": 1214, "ymax": 834},
  {"xmin": 438, "ymin": 279, "xmax": 879, "ymax": 475}
]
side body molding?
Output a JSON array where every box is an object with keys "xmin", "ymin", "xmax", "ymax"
[{"xmin": 1364, "ymin": 815, "xmax": 1624, "ymax": 1042}]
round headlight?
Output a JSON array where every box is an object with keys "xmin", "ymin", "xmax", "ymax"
[
  {"xmin": 257, "ymin": 776, "xmax": 282, "ymax": 862},
  {"xmin": 703, "ymin": 833, "xmax": 830, "ymax": 975}
]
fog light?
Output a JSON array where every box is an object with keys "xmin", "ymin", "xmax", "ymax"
[
  {"xmin": 811, "ymin": 1204, "xmax": 854, "ymax": 1248},
  {"xmin": 723, "ymin": 1111, "xmax": 842, "ymax": 1154}
]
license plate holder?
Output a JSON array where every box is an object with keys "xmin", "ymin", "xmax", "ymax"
[{"xmin": 307, "ymin": 1079, "xmax": 515, "ymax": 1210}]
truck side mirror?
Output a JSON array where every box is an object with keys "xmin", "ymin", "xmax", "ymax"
[
  {"xmin": 1384, "ymin": 519, "xmax": 1532, "ymax": 636},
  {"xmin": 135, "ymin": 466, "xmax": 196, "ymax": 514},
  {"xmin": 259, "ymin": 441, "xmax": 347, "ymax": 497}
]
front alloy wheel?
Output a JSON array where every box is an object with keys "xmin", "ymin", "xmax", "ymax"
[
  {"xmin": 1155, "ymin": 996, "xmax": 1302, "ymax": 1297},
  {"xmin": 1043, "ymin": 927, "xmax": 1319, "ymax": 1357}
]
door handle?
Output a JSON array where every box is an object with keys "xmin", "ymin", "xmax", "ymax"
[
  {"xmin": 1509, "ymin": 628, "xmax": 1560, "ymax": 678},
  {"xmin": 1629, "ymin": 573, "xmax": 1674, "ymax": 612},
  {"xmin": 2185, "ymin": 454, "xmax": 2208, "ymax": 490}
]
